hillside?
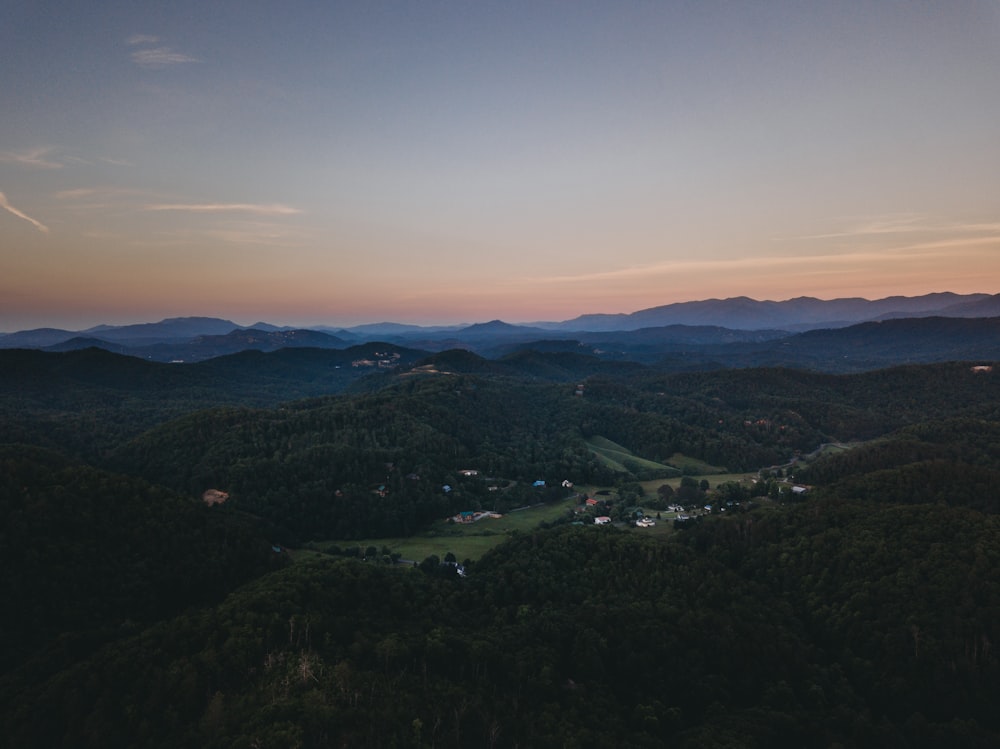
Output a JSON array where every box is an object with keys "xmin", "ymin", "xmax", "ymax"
[
  {"xmin": 0, "ymin": 345, "xmax": 428, "ymax": 461},
  {"xmin": 0, "ymin": 446, "xmax": 281, "ymax": 674},
  {"xmin": 3, "ymin": 351, "xmax": 1000, "ymax": 747},
  {"xmin": 4, "ymin": 510, "xmax": 1000, "ymax": 748}
]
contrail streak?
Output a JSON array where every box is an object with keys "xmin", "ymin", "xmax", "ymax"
[{"xmin": 0, "ymin": 191, "xmax": 49, "ymax": 233}]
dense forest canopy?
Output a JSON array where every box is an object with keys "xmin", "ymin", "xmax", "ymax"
[{"xmin": 2, "ymin": 346, "xmax": 1000, "ymax": 747}]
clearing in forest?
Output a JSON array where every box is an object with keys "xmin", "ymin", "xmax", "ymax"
[{"xmin": 585, "ymin": 436, "xmax": 680, "ymax": 475}]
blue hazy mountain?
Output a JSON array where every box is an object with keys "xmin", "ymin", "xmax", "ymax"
[
  {"xmin": 551, "ymin": 292, "xmax": 993, "ymax": 332},
  {"xmin": 2, "ymin": 293, "xmax": 996, "ymax": 367}
]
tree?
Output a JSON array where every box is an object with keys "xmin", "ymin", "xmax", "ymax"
[
  {"xmin": 677, "ymin": 476, "xmax": 703, "ymax": 503},
  {"xmin": 419, "ymin": 554, "xmax": 440, "ymax": 574}
]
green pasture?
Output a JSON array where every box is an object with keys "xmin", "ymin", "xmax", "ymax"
[
  {"xmin": 312, "ymin": 495, "xmax": 580, "ymax": 563},
  {"xmin": 585, "ymin": 436, "xmax": 680, "ymax": 474},
  {"xmin": 304, "ymin": 443, "xmax": 797, "ymax": 565},
  {"xmin": 640, "ymin": 472, "xmax": 756, "ymax": 494},
  {"xmin": 663, "ymin": 452, "xmax": 727, "ymax": 475},
  {"xmin": 630, "ymin": 520, "xmax": 677, "ymax": 538}
]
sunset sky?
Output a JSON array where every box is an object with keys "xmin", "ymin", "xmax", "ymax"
[{"xmin": 3, "ymin": 1, "xmax": 999, "ymax": 331}]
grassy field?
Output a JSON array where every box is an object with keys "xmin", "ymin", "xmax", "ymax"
[
  {"xmin": 313, "ymin": 496, "xmax": 580, "ymax": 563},
  {"xmin": 640, "ymin": 472, "xmax": 757, "ymax": 494},
  {"xmin": 586, "ymin": 436, "xmax": 680, "ymax": 475},
  {"xmin": 301, "ymin": 484, "xmax": 725, "ymax": 565},
  {"xmin": 303, "ymin": 444, "xmax": 803, "ymax": 565},
  {"xmin": 663, "ymin": 453, "xmax": 728, "ymax": 475},
  {"xmin": 630, "ymin": 520, "xmax": 678, "ymax": 539}
]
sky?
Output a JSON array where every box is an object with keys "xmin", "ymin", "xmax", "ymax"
[{"xmin": 2, "ymin": 0, "xmax": 999, "ymax": 331}]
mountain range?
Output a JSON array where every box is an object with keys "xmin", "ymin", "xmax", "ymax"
[
  {"xmin": 550, "ymin": 291, "xmax": 1000, "ymax": 331},
  {"xmin": 2, "ymin": 292, "xmax": 999, "ymax": 370}
]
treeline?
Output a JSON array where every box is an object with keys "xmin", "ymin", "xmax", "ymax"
[
  {"xmin": 0, "ymin": 346, "xmax": 415, "ymax": 462},
  {"xmin": 105, "ymin": 371, "xmax": 847, "ymax": 539},
  {"xmin": 108, "ymin": 376, "xmax": 608, "ymax": 539},
  {"xmin": 7, "ymin": 350, "xmax": 998, "ymax": 473},
  {"xmin": 797, "ymin": 417, "xmax": 1000, "ymax": 512},
  {"xmin": 635, "ymin": 364, "xmax": 1000, "ymax": 440},
  {"xmin": 4, "ymin": 504, "xmax": 1000, "ymax": 748},
  {"xmin": 7, "ymin": 355, "xmax": 999, "ymax": 540}
]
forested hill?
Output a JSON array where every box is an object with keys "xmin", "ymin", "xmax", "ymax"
[
  {"xmin": 771, "ymin": 316, "xmax": 1000, "ymax": 370},
  {"xmin": 0, "ymin": 446, "xmax": 283, "ymax": 674},
  {"xmin": 0, "ymin": 343, "xmax": 430, "ymax": 401},
  {"xmin": 795, "ymin": 416, "xmax": 1000, "ymax": 512},
  {"xmin": 0, "ymin": 345, "xmax": 429, "ymax": 461},
  {"xmin": 4, "ymin": 510, "xmax": 1000, "ymax": 748},
  {"xmin": 4, "ymin": 348, "xmax": 1000, "ymax": 746},
  {"xmin": 5, "ymin": 349, "xmax": 1000, "ymax": 539}
]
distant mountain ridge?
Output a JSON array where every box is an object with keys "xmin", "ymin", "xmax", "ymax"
[
  {"xmin": 1, "ymin": 293, "xmax": 997, "ymax": 365},
  {"xmin": 553, "ymin": 292, "xmax": 996, "ymax": 331},
  {"xmin": 40, "ymin": 328, "xmax": 348, "ymax": 362},
  {"xmin": 2, "ymin": 292, "xmax": 993, "ymax": 343},
  {"xmin": 83, "ymin": 316, "xmax": 241, "ymax": 341}
]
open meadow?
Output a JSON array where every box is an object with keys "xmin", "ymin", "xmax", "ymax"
[{"xmin": 314, "ymin": 495, "xmax": 583, "ymax": 562}]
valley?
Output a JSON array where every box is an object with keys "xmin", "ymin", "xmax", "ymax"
[{"xmin": 2, "ymin": 308, "xmax": 1000, "ymax": 747}]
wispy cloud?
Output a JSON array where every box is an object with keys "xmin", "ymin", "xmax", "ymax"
[
  {"xmin": 781, "ymin": 213, "xmax": 1000, "ymax": 242},
  {"xmin": 538, "ymin": 254, "xmax": 861, "ymax": 286},
  {"xmin": 0, "ymin": 191, "xmax": 49, "ymax": 233},
  {"xmin": 99, "ymin": 156, "xmax": 133, "ymax": 167},
  {"xmin": 787, "ymin": 213, "xmax": 930, "ymax": 240},
  {"xmin": 203, "ymin": 222, "xmax": 314, "ymax": 247},
  {"xmin": 128, "ymin": 34, "xmax": 200, "ymax": 67},
  {"xmin": 126, "ymin": 34, "xmax": 159, "ymax": 46},
  {"xmin": 144, "ymin": 203, "xmax": 303, "ymax": 216},
  {"xmin": 56, "ymin": 187, "xmax": 141, "ymax": 200},
  {"xmin": 535, "ymin": 240, "xmax": 998, "ymax": 287},
  {"xmin": 0, "ymin": 147, "xmax": 63, "ymax": 169},
  {"xmin": 124, "ymin": 220, "xmax": 314, "ymax": 249},
  {"xmin": 54, "ymin": 186, "xmax": 146, "ymax": 213},
  {"xmin": 887, "ymin": 234, "xmax": 1000, "ymax": 253},
  {"xmin": 55, "ymin": 188, "xmax": 103, "ymax": 200},
  {"xmin": 55, "ymin": 190, "xmax": 302, "ymax": 220},
  {"xmin": 131, "ymin": 47, "xmax": 201, "ymax": 67}
]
